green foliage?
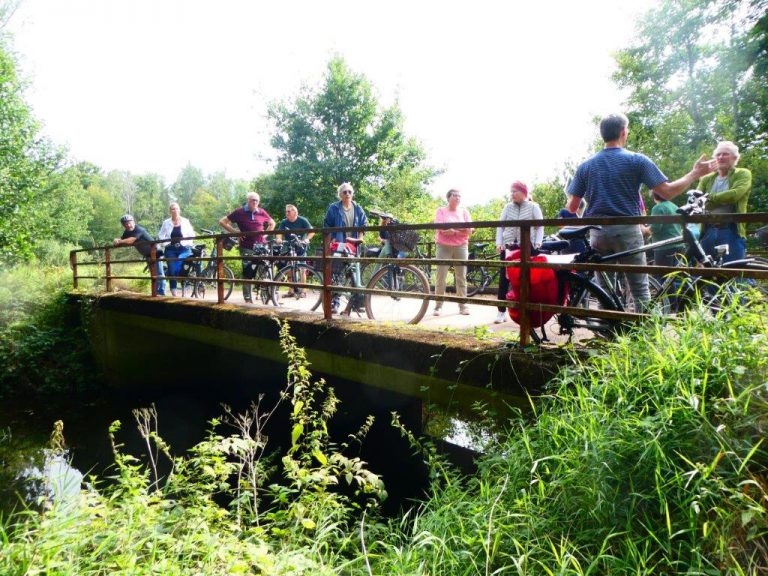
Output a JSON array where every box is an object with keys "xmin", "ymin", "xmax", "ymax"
[
  {"xmin": 0, "ymin": 264, "xmax": 99, "ymax": 397},
  {"xmin": 263, "ymin": 56, "xmax": 440, "ymax": 228},
  {"xmin": 614, "ymin": 0, "xmax": 768, "ymax": 213}
]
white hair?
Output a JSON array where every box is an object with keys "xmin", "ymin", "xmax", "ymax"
[{"xmin": 714, "ymin": 141, "xmax": 740, "ymax": 163}]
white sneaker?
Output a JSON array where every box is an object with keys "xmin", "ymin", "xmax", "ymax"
[
  {"xmin": 433, "ymin": 308, "xmax": 442, "ymax": 316},
  {"xmin": 494, "ymin": 311, "xmax": 508, "ymax": 324}
]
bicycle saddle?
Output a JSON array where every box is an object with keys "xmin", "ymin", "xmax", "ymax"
[
  {"xmin": 557, "ymin": 225, "xmax": 601, "ymax": 240},
  {"xmin": 539, "ymin": 240, "xmax": 570, "ymax": 253},
  {"xmin": 473, "ymin": 242, "xmax": 490, "ymax": 250}
]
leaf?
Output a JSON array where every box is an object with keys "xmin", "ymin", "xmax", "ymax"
[
  {"xmin": 293, "ymin": 400, "xmax": 304, "ymax": 416},
  {"xmin": 301, "ymin": 518, "xmax": 316, "ymax": 530},
  {"xmin": 291, "ymin": 423, "xmax": 303, "ymax": 447},
  {"xmin": 312, "ymin": 449, "xmax": 328, "ymax": 466}
]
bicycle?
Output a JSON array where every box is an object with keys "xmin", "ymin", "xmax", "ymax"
[
  {"xmin": 367, "ymin": 208, "xmax": 431, "ymax": 281},
  {"xmin": 466, "ymin": 243, "xmax": 500, "ymax": 297},
  {"xmin": 272, "ymin": 234, "xmax": 325, "ymax": 308},
  {"xmin": 240, "ymin": 242, "xmax": 279, "ymax": 306},
  {"xmin": 546, "ymin": 191, "xmax": 768, "ymax": 341},
  {"xmin": 182, "ymin": 228, "xmax": 237, "ymax": 300}
]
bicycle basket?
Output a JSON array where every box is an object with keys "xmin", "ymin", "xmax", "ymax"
[
  {"xmin": 222, "ymin": 236, "xmax": 237, "ymax": 251},
  {"xmin": 390, "ymin": 228, "xmax": 420, "ymax": 253}
]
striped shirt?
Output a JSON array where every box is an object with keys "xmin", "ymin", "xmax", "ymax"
[{"xmin": 568, "ymin": 147, "xmax": 667, "ymax": 217}]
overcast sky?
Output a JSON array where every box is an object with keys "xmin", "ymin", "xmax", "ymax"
[{"xmin": 6, "ymin": 0, "xmax": 654, "ymax": 205}]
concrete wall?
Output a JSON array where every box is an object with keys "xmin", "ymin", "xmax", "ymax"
[{"xmin": 78, "ymin": 292, "xmax": 572, "ymax": 416}]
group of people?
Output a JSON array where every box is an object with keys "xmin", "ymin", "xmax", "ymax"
[{"xmin": 114, "ymin": 111, "xmax": 752, "ymax": 323}]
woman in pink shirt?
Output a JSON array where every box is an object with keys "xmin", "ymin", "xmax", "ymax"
[{"xmin": 433, "ymin": 189, "xmax": 474, "ymax": 315}]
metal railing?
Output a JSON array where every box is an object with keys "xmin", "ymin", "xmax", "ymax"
[{"xmin": 70, "ymin": 212, "xmax": 768, "ymax": 345}]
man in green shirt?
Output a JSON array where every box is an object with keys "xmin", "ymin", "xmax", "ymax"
[{"xmin": 696, "ymin": 141, "xmax": 752, "ymax": 263}]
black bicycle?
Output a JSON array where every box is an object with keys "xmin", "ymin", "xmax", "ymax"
[
  {"xmin": 466, "ymin": 243, "xmax": 500, "ymax": 297},
  {"xmin": 546, "ymin": 191, "xmax": 768, "ymax": 341},
  {"xmin": 272, "ymin": 234, "xmax": 325, "ymax": 307},
  {"xmin": 182, "ymin": 228, "xmax": 237, "ymax": 300}
]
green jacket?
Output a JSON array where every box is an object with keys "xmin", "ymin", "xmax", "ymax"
[{"xmin": 696, "ymin": 167, "xmax": 752, "ymax": 237}]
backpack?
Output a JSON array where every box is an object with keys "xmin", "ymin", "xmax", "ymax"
[{"xmin": 504, "ymin": 249, "xmax": 567, "ymax": 328}]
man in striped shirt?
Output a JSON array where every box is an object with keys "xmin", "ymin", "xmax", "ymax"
[{"xmin": 565, "ymin": 113, "xmax": 714, "ymax": 310}]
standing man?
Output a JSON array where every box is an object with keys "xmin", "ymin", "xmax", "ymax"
[
  {"xmin": 695, "ymin": 141, "xmax": 751, "ymax": 263},
  {"xmin": 323, "ymin": 182, "xmax": 368, "ymax": 313},
  {"xmin": 219, "ymin": 192, "xmax": 275, "ymax": 303},
  {"xmin": 565, "ymin": 112, "xmax": 714, "ymax": 310},
  {"xmin": 276, "ymin": 204, "xmax": 315, "ymax": 249},
  {"xmin": 113, "ymin": 214, "xmax": 166, "ymax": 296}
]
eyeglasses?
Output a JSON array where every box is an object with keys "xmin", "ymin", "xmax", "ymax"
[
  {"xmin": 248, "ymin": 198, "xmax": 259, "ymax": 203},
  {"xmin": 341, "ymin": 190, "xmax": 353, "ymax": 195}
]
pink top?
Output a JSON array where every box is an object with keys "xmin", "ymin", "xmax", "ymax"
[{"xmin": 434, "ymin": 206, "xmax": 473, "ymax": 246}]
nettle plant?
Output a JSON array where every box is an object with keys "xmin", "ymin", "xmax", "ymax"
[{"xmin": 114, "ymin": 320, "xmax": 386, "ymax": 537}]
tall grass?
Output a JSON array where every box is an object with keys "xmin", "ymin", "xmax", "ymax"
[
  {"xmin": 367, "ymin": 291, "xmax": 768, "ymax": 574},
  {"xmin": 1, "ymin": 296, "xmax": 766, "ymax": 574}
]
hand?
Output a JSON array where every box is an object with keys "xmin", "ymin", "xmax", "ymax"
[
  {"xmin": 113, "ymin": 239, "xmax": 121, "ymax": 246},
  {"xmin": 496, "ymin": 245, "xmax": 504, "ymax": 253},
  {"xmin": 692, "ymin": 154, "xmax": 716, "ymax": 178}
]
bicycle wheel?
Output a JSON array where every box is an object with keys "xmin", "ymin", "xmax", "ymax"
[
  {"xmin": 182, "ymin": 268, "xmax": 201, "ymax": 298},
  {"xmin": 556, "ymin": 272, "xmax": 623, "ymax": 338},
  {"xmin": 274, "ymin": 265, "xmax": 324, "ymax": 313},
  {"xmin": 195, "ymin": 266, "xmax": 235, "ymax": 301},
  {"xmin": 621, "ymin": 275, "xmax": 671, "ymax": 315},
  {"xmin": 365, "ymin": 264, "xmax": 430, "ymax": 324},
  {"xmin": 253, "ymin": 263, "xmax": 279, "ymax": 306},
  {"xmin": 466, "ymin": 264, "xmax": 486, "ymax": 297}
]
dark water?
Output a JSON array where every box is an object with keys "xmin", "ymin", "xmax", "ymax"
[{"xmin": 0, "ymin": 360, "xmax": 482, "ymax": 518}]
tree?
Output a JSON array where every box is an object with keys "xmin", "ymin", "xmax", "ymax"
[
  {"xmin": 264, "ymin": 57, "xmax": 440, "ymax": 227},
  {"xmin": 0, "ymin": 43, "xmax": 61, "ymax": 262},
  {"xmin": 613, "ymin": 0, "xmax": 768, "ymax": 212}
]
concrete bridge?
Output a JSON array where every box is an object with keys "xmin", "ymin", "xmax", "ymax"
[{"xmin": 78, "ymin": 292, "xmax": 575, "ymax": 420}]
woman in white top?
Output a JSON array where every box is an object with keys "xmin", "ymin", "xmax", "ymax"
[
  {"xmin": 494, "ymin": 181, "xmax": 543, "ymax": 323},
  {"xmin": 158, "ymin": 202, "xmax": 196, "ymax": 296}
]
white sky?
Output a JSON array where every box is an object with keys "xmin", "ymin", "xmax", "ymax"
[{"xmin": 6, "ymin": 0, "xmax": 654, "ymax": 205}]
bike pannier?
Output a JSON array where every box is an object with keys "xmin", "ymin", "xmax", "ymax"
[{"xmin": 504, "ymin": 249, "xmax": 566, "ymax": 328}]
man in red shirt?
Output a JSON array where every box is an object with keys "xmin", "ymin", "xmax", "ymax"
[{"xmin": 219, "ymin": 192, "xmax": 276, "ymax": 303}]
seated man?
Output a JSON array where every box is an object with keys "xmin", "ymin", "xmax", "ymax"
[
  {"xmin": 113, "ymin": 214, "xmax": 166, "ymax": 295},
  {"xmin": 696, "ymin": 141, "xmax": 752, "ymax": 263}
]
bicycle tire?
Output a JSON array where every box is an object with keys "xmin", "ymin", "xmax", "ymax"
[
  {"xmin": 253, "ymin": 263, "xmax": 279, "ymax": 306},
  {"xmin": 466, "ymin": 264, "xmax": 486, "ymax": 297},
  {"xmin": 556, "ymin": 271, "xmax": 623, "ymax": 338},
  {"xmin": 365, "ymin": 264, "xmax": 430, "ymax": 324},
  {"xmin": 274, "ymin": 265, "xmax": 324, "ymax": 312},
  {"xmin": 195, "ymin": 266, "xmax": 235, "ymax": 301},
  {"xmin": 182, "ymin": 267, "xmax": 200, "ymax": 298}
]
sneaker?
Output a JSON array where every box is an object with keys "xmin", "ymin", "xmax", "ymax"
[
  {"xmin": 331, "ymin": 296, "xmax": 341, "ymax": 314},
  {"xmin": 433, "ymin": 308, "xmax": 442, "ymax": 316},
  {"xmin": 494, "ymin": 311, "xmax": 508, "ymax": 324},
  {"xmin": 459, "ymin": 307, "xmax": 470, "ymax": 316}
]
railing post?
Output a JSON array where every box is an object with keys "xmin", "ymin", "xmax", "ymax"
[
  {"xmin": 216, "ymin": 237, "xmax": 225, "ymax": 304},
  {"xmin": 322, "ymin": 233, "xmax": 332, "ymax": 319},
  {"xmin": 70, "ymin": 250, "xmax": 78, "ymax": 289},
  {"xmin": 105, "ymin": 247, "xmax": 113, "ymax": 292},
  {"xmin": 518, "ymin": 225, "xmax": 531, "ymax": 346},
  {"xmin": 149, "ymin": 244, "xmax": 158, "ymax": 297}
]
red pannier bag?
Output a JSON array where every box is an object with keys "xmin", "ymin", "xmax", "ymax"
[
  {"xmin": 504, "ymin": 249, "xmax": 566, "ymax": 328},
  {"xmin": 329, "ymin": 240, "xmax": 357, "ymax": 255}
]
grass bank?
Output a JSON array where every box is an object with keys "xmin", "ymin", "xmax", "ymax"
[{"xmin": 1, "ymin": 290, "xmax": 766, "ymax": 574}]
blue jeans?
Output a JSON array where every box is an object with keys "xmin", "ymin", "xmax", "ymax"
[
  {"xmin": 153, "ymin": 259, "xmax": 166, "ymax": 295},
  {"xmin": 164, "ymin": 245, "xmax": 192, "ymax": 290},
  {"xmin": 699, "ymin": 225, "xmax": 746, "ymax": 263}
]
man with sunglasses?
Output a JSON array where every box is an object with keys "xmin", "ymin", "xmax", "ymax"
[
  {"xmin": 219, "ymin": 192, "xmax": 276, "ymax": 303},
  {"xmin": 323, "ymin": 183, "xmax": 368, "ymax": 313}
]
